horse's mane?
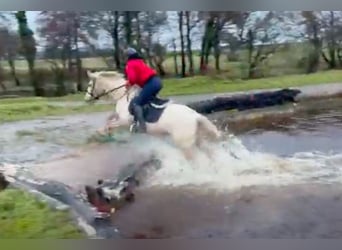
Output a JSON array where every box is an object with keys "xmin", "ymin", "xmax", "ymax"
[{"xmin": 96, "ymin": 71, "xmax": 124, "ymax": 79}]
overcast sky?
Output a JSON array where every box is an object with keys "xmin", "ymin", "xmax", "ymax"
[
  {"xmin": 8, "ymin": 11, "xmax": 300, "ymax": 51},
  {"xmin": 22, "ymin": 11, "xmax": 205, "ymax": 50}
]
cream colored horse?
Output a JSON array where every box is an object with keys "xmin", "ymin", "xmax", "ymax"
[{"xmin": 84, "ymin": 70, "xmax": 222, "ymax": 159}]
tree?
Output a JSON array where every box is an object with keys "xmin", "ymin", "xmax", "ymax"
[
  {"xmin": 184, "ymin": 11, "xmax": 200, "ymax": 76},
  {"xmin": 38, "ymin": 11, "xmax": 76, "ymax": 70},
  {"xmin": 78, "ymin": 11, "xmax": 124, "ymax": 69},
  {"xmin": 219, "ymin": 11, "xmax": 281, "ymax": 78},
  {"xmin": 198, "ymin": 11, "xmax": 251, "ymax": 73},
  {"xmin": 0, "ymin": 12, "xmax": 14, "ymax": 90},
  {"xmin": 283, "ymin": 11, "xmax": 339, "ymax": 73},
  {"xmin": 0, "ymin": 28, "xmax": 21, "ymax": 86},
  {"xmin": 37, "ymin": 11, "xmax": 95, "ymax": 91},
  {"xmin": 140, "ymin": 11, "xmax": 168, "ymax": 67},
  {"xmin": 300, "ymin": 11, "xmax": 323, "ymax": 73},
  {"xmin": 170, "ymin": 38, "xmax": 179, "ymax": 75},
  {"xmin": 318, "ymin": 11, "xmax": 342, "ymax": 69},
  {"xmin": 123, "ymin": 11, "xmax": 133, "ymax": 46},
  {"xmin": 199, "ymin": 14, "xmax": 215, "ymax": 73},
  {"xmin": 178, "ymin": 11, "xmax": 186, "ymax": 77},
  {"xmin": 221, "ymin": 12, "xmax": 251, "ymax": 61},
  {"xmin": 151, "ymin": 43, "xmax": 167, "ymax": 76},
  {"xmin": 244, "ymin": 12, "xmax": 281, "ymax": 78},
  {"xmin": 112, "ymin": 11, "xmax": 122, "ymax": 69},
  {"xmin": 15, "ymin": 11, "xmax": 43, "ymax": 96}
]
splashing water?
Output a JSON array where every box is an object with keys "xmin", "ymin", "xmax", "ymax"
[{"xmin": 130, "ymin": 133, "xmax": 342, "ymax": 191}]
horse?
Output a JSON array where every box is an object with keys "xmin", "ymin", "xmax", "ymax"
[{"xmin": 84, "ymin": 70, "xmax": 222, "ymax": 160}]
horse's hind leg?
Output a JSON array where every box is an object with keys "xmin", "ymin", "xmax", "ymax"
[
  {"xmin": 172, "ymin": 131, "xmax": 197, "ymax": 161},
  {"xmin": 196, "ymin": 136, "xmax": 214, "ymax": 160},
  {"xmin": 182, "ymin": 147, "xmax": 194, "ymax": 161}
]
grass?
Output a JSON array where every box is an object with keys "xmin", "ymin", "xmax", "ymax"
[
  {"xmin": 1, "ymin": 69, "xmax": 341, "ymax": 122},
  {"xmin": 34, "ymin": 69, "xmax": 342, "ymax": 102},
  {"xmin": 0, "ymin": 188, "xmax": 85, "ymax": 239},
  {"xmin": 0, "ymin": 100, "xmax": 113, "ymax": 123},
  {"xmin": 160, "ymin": 69, "xmax": 342, "ymax": 96}
]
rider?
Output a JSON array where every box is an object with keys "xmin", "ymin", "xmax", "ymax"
[{"xmin": 124, "ymin": 47, "xmax": 163, "ymax": 133}]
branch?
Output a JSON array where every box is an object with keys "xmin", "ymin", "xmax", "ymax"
[{"xmin": 321, "ymin": 50, "xmax": 331, "ymax": 64}]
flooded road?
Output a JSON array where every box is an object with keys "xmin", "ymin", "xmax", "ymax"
[
  {"xmin": 0, "ymin": 113, "xmax": 109, "ymax": 164},
  {"xmin": 112, "ymin": 184, "xmax": 342, "ymax": 238},
  {"xmin": 1, "ymin": 97, "xmax": 342, "ymax": 238},
  {"xmin": 110, "ymin": 98, "xmax": 342, "ymax": 238},
  {"xmin": 239, "ymin": 99, "xmax": 342, "ymax": 156}
]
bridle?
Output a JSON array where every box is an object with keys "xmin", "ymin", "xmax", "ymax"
[{"xmin": 86, "ymin": 77, "xmax": 127, "ymax": 102}]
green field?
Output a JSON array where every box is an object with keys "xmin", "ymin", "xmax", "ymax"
[
  {"xmin": 0, "ymin": 41, "xmax": 341, "ymax": 123},
  {"xmin": 49, "ymin": 69, "xmax": 342, "ymax": 101},
  {"xmin": 0, "ymin": 189, "xmax": 85, "ymax": 239},
  {"xmin": 0, "ymin": 98, "xmax": 113, "ymax": 123},
  {"xmin": 0, "ymin": 41, "xmax": 331, "ymax": 99},
  {"xmin": 0, "ymin": 43, "xmax": 313, "ymax": 89},
  {"xmin": 1, "ymin": 69, "xmax": 341, "ymax": 122},
  {"xmin": 0, "ymin": 42, "xmax": 309, "ymax": 74}
]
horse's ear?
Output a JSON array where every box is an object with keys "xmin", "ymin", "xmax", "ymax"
[{"xmin": 87, "ymin": 70, "xmax": 95, "ymax": 79}]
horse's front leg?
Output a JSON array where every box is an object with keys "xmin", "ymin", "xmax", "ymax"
[
  {"xmin": 106, "ymin": 111, "xmax": 120, "ymax": 123},
  {"xmin": 98, "ymin": 115, "xmax": 131, "ymax": 136},
  {"xmin": 97, "ymin": 111, "xmax": 124, "ymax": 135},
  {"xmin": 96, "ymin": 111, "xmax": 118, "ymax": 135}
]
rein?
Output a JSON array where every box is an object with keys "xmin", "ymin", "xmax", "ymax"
[{"xmin": 87, "ymin": 77, "xmax": 127, "ymax": 101}]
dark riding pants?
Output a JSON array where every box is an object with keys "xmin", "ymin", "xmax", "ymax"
[{"xmin": 132, "ymin": 76, "xmax": 162, "ymax": 107}]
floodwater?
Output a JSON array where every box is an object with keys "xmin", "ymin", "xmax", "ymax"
[
  {"xmin": 1, "ymin": 98, "xmax": 342, "ymax": 238},
  {"xmin": 240, "ymin": 99, "xmax": 342, "ymax": 157},
  {"xmin": 110, "ymin": 98, "xmax": 342, "ymax": 238}
]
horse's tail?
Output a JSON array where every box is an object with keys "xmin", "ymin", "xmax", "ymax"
[{"xmin": 197, "ymin": 115, "xmax": 222, "ymax": 140}]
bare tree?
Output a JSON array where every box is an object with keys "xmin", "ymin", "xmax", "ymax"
[
  {"xmin": 151, "ymin": 43, "xmax": 167, "ymax": 76},
  {"xmin": 0, "ymin": 28, "xmax": 21, "ymax": 86},
  {"xmin": 16, "ymin": 11, "xmax": 43, "ymax": 96},
  {"xmin": 184, "ymin": 11, "xmax": 200, "ymax": 76},
  {"xmin": 318, "ymin": 11, "xmax": 342, "ymax": 68},
  {"xmin": 199, "ymin": 14, "xmax": 215, "ymax": 73},
  {"xmin": 79, "ymin": 11, "xmax": 124, "ymax": 69},
  {"xmin": 37, "ymin": 11, "xmax": 100, "ymax": 91},
  {"xmin": 300, "ymin": 11, "xmax": 323, "ymax": 73},
  {"xmin": 283, "ymin": 11, "xmax": 340, "ymax": 72},
  {"xmin": 244, "ymin": 12, "xmax": 281, "ymax": 78},
  {"xmin": 0, "ymin": 12, "xmax": 12, "ymax": 91},
  {"xmin": 178, "ymin": 11, "xmax": 186, "ymax": 77},
  {"xmin": 170, "ymin": 38, "xmax": 179, "ymax": 75},
  {"xmin": 140, "ymin": 11, "xmax": 168, "ymax": 67}
]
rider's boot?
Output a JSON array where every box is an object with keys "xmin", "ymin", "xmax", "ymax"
[{"xmin": 132, "ymin": 105, "xmax": 147, "ymax": 133}]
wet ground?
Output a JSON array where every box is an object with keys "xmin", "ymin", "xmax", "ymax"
[
  {"xmin": 240, "ymin": 99, "xmax": 342, "ymax": 156},
  {"xmin": 0, "ymin": 113, "xmax": 109, "ymax": 164},
  {"xmin": 102, "ymin": 98, "xmax": 342, "ymax": 238},
  {"xmin": 1, "ymin": 96, "xmax": 342, "ymax": 238},
  {"xmin": 112, "ymin": 184, "xmax": 342, "ymax": 238}
]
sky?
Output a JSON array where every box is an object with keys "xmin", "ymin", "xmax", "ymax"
[
  {"xmin": 8, "ymin": 11, "xmax": 301, "ymax": 51},
  {"xmin": 22, "ymin": 11, "xmax": 205, "ymax": 50}
]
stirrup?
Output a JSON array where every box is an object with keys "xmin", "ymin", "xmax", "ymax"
[{"xmin": 129, "ymin": 123, "xmax": 137, "ymax": 133}]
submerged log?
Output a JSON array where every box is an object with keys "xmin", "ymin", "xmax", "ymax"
[
  {"xmin": 0, "ymin": 166, "xmax": 120, "ymax": 239},
  {"xmin": 84, "ymin": 156, "xmax": 162, "ymax": 214},
  {"xmin": 187, "ymin": 88, "xmax": 301, "ymax": 114}
]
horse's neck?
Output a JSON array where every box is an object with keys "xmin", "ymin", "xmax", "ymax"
[{"xmin": 108, "ymin": 84, "xmax": 126, "ymax": 101}]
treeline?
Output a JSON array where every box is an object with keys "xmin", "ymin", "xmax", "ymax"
[{"xmin": 1, "ymin": 11, "xmax": 342, "ymax": 97}]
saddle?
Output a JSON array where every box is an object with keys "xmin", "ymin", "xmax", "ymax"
[{"xmin": 147, "ymin": 96, "xmax": 170, "ymax": 109}]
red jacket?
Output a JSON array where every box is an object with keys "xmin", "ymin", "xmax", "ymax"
[{"xmin": 125, "ymin": 59, "xmax": 156, "ymax": 88}]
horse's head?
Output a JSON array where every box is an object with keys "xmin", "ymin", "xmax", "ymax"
[{"xmin": 84, "ymin": 70, "xmax": 127, "ymax": 103}]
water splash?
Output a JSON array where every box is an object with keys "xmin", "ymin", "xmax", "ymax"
[{"xmin": 131, "ymin": 134, "xmax": 342, "ymax": 191}]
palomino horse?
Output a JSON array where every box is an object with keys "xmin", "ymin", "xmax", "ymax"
[{"xmin": 84, "ymin": 70, "xmax": 222, "ymax": 160}]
